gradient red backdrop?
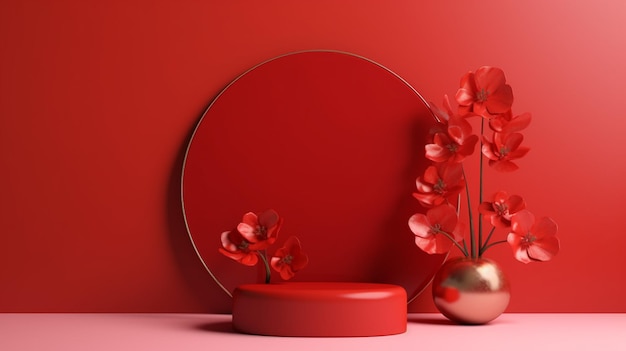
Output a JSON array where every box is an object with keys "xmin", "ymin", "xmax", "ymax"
[{"xmin": 1, "ymin": 0, "xmax": 625, "ymax": 313}]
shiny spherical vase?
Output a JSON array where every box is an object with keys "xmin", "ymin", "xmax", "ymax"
[{"xmin": 432, "ymin": 257, "xmax": 510, "ymax": 324}]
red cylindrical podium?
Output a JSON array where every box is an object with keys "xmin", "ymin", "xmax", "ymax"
[{"xmin": 232, "ymin": 282, "xmax": 407, "ymax": 337}]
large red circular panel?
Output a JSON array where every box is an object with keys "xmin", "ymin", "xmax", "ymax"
[{"xmin": 181, "ymin": 51, "xmax": 444, "ymax": 305}]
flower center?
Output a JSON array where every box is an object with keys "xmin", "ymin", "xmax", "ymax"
[
  {"xmin": 282, "ymin": 254, "xmax": 293, "ymax": 264},
  {"xmin": 522, "ymin": 233, "xmax": 536, "ymax": 245},
  {"xmin": 430, "ymin": 223, "xmax": 443, "ymax": 235},
  {"xmin": 476, "ymin": 88, "xmax": 489, "ymax": 102},
  {"xmin": 499, "ymin": 146, "xmax": 510, "ymax": 158},
  {"xmin": 255, "ymin": 225, "xmax": 268, "ymax": 240},
  {"xmin": 237, "ymin": 240, "xmax": 250, "ymax": 251},
  {"xmin": 446, "ymin": 143, "xmax": 458, "ymax": 153},
  {"xmin": 434, "ymin": 179, "xmax": 446, "ymax": 194},
  {"xmin": 494, "ymin": 202, "xmax": 509, "ymax": 217}
]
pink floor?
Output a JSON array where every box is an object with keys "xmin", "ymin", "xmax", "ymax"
[{"xmin": 2, "ymin": 313, "xmax": 624, "ymax": 350}]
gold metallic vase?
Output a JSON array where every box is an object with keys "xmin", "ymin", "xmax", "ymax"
[{"xmin": 432, "ymin": 257, "xmax": 510, "ymax": 324}]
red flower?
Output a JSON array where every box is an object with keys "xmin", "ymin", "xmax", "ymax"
[
  {"xmin": 270, "ymin": 236, "xmax": 309, "ymax": 280},
  {"xmin": 430, "ymin": 94, "xmax": 456, "ymax": 123},
  {"xmin": 481, "ymin": 132, "xmax": 530, "ymax": 172},
  {"xmin": 408, "ymin": 204, "xmax": 464, "ymax": 254},
  {"xmin": 218, "ymin": 230, "xmax": 259, "ymax": 266},
  {"xmin": 479, "ymin": 191, "xmax": 525, "ymax": 228},
  {"xmin": 413, "ymin": 162, "xmax": 465, "ymax": 208},
  {"xmin": 237, "ymin": 209, "xmax": 282, "ymax": 250},
  {"xmin": 425, "ymin": 116, "xmax": 479, "ymax": 163},
  {"xmin": 507, "ymin": 210, "xmax": 559, "ymax": 264},
  {"xmin": 489, "ymin": 111, "xmax": 531, "ymax": 134},
  {"xmin": 456, "ymin": 66, "xmax": 514, "ymax": 118},
  {"xmin": 409, "ymin": 66, "xmax": 561, "ymax": 266},
  {"xmin": 427, "ymin": 95, "xmax": 454, "ymax": 144}
]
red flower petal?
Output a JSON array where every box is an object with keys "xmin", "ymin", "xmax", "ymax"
[
  {"xmin": 427, "ymin": 204, "xmax": 458, "ymax": 233},
  {"xmin": 508, "ymin": 212, "xmax": 560, "ymax": 263},
  {"xmin": 430, "ymin": 95, "xmax": 456, "ymax": 123},
  {"xmin": 456, "ymin": 67, "xmax": 514, "ymax": 118},
  {"xmin": 422, "ymin": 165, "xmax": 440, "ymax": 184},
  {"xmin": 414, "ymin": 178, "xmax": 433, "ymax": 194},
  {"xmin": 489, "ymin": 159, "xmax": 519, "ymax": 172},
  {"xmin": 481, "ymin": 139, "xmax": 497, "ymax": 159},
  {"xmin": 290, "ymin": 254, "xmax": 309, "ymax": 271},
  {"xmin": 425, "ymin": 138, "xmax": 450, "ymax": 162},
  {"xmin": 219, "ymin": 230, "xmax": 259, "ymax": 266},
  {"xmin": 408, "ymin": 213, "xmax": 431, "ymax": 238},
  {"xmin": 413, "ymin": 163, "xmax": 465, "ymax": 207},
  {"xmin": 270, "ymin": 236, "xmax": 308, "ymax": 280},
  {"xmin": 425, "ymin": 116, "xmax": 477, "ymax": 163},
  {"xmin": 475, "ymin": 67, "xmax": 506, "ymax": 94},
  {"xmin": 486, "ymin": 84, "xmax": 513, "ymax": 114},
  {"xmin": 507, "ymin": 233, "xmax": 531, "ymax": 264},
  {"xmin": 455, "ymin": 72, "xmax": 477, "ymax": 107},
  {"xmin": 237, "ymin": 213, "xmax": 258, "ymax": 240},
  {"xmin": 489, "ymin": 117, "xmax": 508, "ymax": 132},
  {"xmin": 527, "ymin": 235, "xmax": 560, "ymax": 262},
  {"xmin": 478, "ymin": 201, "xmax": 494, "ymax": 216},
  {"xmin": 409, "ymin": 205, "xmax": 461, "ymax": 254},
  {"xmin": 507, "ymin": 195, "xmax": 525, "ymax": 213},
  {"xmin": 237, "ymin": 210, "xmax": 282, "ymax": 249},
  {"xmin": 503, "ymin": 133, "xmax": 524, "ymax": 151},
  {"xmin": 442, "ymin": 162, "xmax": 464, "ymax": 184},
  {"xmin": 456, "ymin": 135, "xmax": 479, "ymax": 158},
  {"xmin": 412, "ymin": 192, "xmax": 442, "ymax": 207},
  {"xmin": 259, "ymin": 209, "xmax": 280, "ymax": 228},
  {"xmin": 534, "ymin": 217, "xmax": 559, "ymax": 239},
  {"xmin": 511, "ymin": 210, "xmax": 534, "ymax": 235},
  {"xmin": 481, "ymin": 191, "xmax": 526, "ymax": 228},
  {"xmin": 414, "ymin": 235, "xmax": 453, "ymax": 254},
  {"xmin": 502, "ymin": 112, "xmax": 532, "ymax": 133},
  {"xmin": 508, "ymin": 146, "xmax": 530, "ymax": 159}
]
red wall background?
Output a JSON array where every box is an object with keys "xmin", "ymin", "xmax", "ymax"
[{"xmin": 1, "ymin": 0, "xmax": 625, "ymax": 313}]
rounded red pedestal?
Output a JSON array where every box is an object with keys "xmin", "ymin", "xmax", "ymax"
[{"xmin": 232, "ymin": 282, "xmax": 407, "ymax": 337}]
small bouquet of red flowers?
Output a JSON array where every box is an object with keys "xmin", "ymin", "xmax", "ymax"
[
  {"xmin": 219, "ymin": 209, "xmax": 309, "ymax": 281},
  {"xmin": 409, "ymin": 67, "xmax": 560, "ymax": 262}
]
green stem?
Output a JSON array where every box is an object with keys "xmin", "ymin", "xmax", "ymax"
[
  {"xmin": 479, "ymin": 227, "xmax": 496, "ymax": 257},
  {"xmin": 462, "ymin": 165, "xmax": 477, "ymax": 259},
  {"xmin": 480, "ymin": 239, "xmax": 508, "ymax": 253},
  {"xmin": 258, "ymin": 251, "xmax": 271, "ymax": 284},
  {"xmin": 439, "ymin": 230, "xmax": 469, "ymax": 257},
  {"xmin": 462, "ymin": 239, "xmax": 469, "ymax": 257},
  {"xmin": 478, "ymin": 119, "xmax": 485, "ymax": 257},
  {"xmin": 454, "ymin": 193, "xmax": 469, "ymax": 257}
]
